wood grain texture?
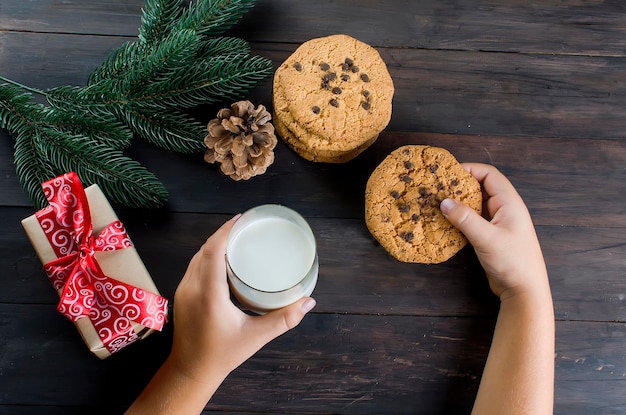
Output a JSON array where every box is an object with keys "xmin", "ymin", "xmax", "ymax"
[
  {"xmin": 2, "ymin": 128, "xmax": 626, "ymax": 227},
  {"xmin": 3, "ymin": 30, "xmax": 626, "ymax": 140},
  {"xmin": 1, "ymin": 304, "xmax": 625, "ymax": 414},
  {"xmin": 2, "ymin": 0, "xmax": 626, "ymax": 414},
  {"xmin": 3, "ymin": 0, "xmax": 626, "ymax": 56},
  {"xmin": 3, "ymin": 205, "xmax": 625, "ymax": 322}
]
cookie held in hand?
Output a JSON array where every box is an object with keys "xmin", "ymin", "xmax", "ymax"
[{"xmin": 365, "ymin": 145, "xmax": 482, "ymax": 263}]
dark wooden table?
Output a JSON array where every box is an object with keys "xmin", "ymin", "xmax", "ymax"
[{"xmin": 1, "ymin": 1, "xmax": 625, "ymax": 414}]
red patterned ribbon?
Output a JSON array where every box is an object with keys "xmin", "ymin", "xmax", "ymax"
[{"xmin": 35, "ymin": 172, "xmax": 168, "ymax": 354}]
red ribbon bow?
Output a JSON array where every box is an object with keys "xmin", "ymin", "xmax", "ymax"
[{"xmin": 35, "ymin": 172, "xmax": 168, "ymax": 353}]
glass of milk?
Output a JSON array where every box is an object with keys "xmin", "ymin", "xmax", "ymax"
[{"xmin": 226, "ymin": 204, "xmax": 318, "ymax": 314}]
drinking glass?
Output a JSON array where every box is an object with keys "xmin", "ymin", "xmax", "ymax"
[{"xmin": 226, "ymin": 204, "xmax": 318, "ymax": 314}]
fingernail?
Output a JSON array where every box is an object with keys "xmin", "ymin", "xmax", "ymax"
[
  {"xmin": 230, "ymin": 213, "xmax": 242, "ymax": 221},
  {"xmin": 440, "ymin": 198, "xmax": 456, "ymax": 215},
  {"xmin": 301, "ymin": 297, "xmax": 316, "ymax": 313}
]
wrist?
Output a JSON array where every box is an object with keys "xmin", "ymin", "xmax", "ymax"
[
  {"xmin": 499, "ymin": 281, "xmax": 554, "ymax": 320},
  {"xmin": 125, "ymin": 356, "xmax": 226, "ymax": 415},
  {"xmin": 496, "ymin": 261, "xmax": 551, "ymax": 304},
  {"xmin": 165, "ymin": 352, "xmax": 229, "ymax": 390}
]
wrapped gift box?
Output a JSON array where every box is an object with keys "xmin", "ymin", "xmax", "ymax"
[{"xmin": 21, "ymin": 173, "xmax": 168, "ymax": 359}]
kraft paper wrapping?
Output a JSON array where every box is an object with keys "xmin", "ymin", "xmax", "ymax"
[{"xmin": 21, "ymin": 184, "xmax": 165, "ymax": 359}]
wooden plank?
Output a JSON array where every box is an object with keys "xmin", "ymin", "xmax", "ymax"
[
  {"xmin": 239, "ymin": 0, "xmax": 626, "ymax": 56},
  {"xmin": 0, "ymin": 32, "xmax": 131, "ymax": 90},
  {"xmin": 2, "ymin": 0, "xmax": 626, "ymax": 56},
  {"xmin": 0, "ymin": 0, "xmax": 141, "ymax": 36},
  {"xmin": 3, "ymin": 125, "xmax": 626, "ymax": 225},
  {"xmin": 77, "ymin": 134, "xmax": 626, "ymax": 227},
  {"xmin": 3, "ymin": 123, "xmax": 626, "ymax": 228},
  {"xmin": 0, "ymin": 303, "xmax": 169, "ymax": 410},
  {"xmin": 3, "ymin": 206, "xmax": 625, "ymax": 322},
  {"xmin": 1, "ymin": 304, "xmax": 625, "ymax": 414},
  {"xmin": 0, "ymin": 2, "xmax": 623, "ymax": 414},
  {"xmin": 2, "ymin": 30, "xmax": 626, "ymax": 141},
  {"xmin": 256, "ymin": 42, "xmax": 626, "ymax": 141}
]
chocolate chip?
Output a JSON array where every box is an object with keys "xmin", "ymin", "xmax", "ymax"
[
  {"xmin": 323, "ymin": 72, "xmax": 337, "ymax": 82},
  {"xmin": 419, "ymin": 187, "xmax": 428, "ymax": 197},
  {"xmin": 361, "ymin": 73, "xmax": 370, "ymax": 82},
  {"xmin": 361, "ymin": 101, "xmax": 371, "ymax": 110},
  {"xmin": 430, "ymin": 164, "xmax": 439, "ymax": 174},
  {"xmin": 330, "ymin": 98, "xmax": 339, "ymax": 107},
  {"xmin": 402, "ymin": 148, "xmax": 410, "ymax": 155},
  {"xmin": 390, "ymin": 190, "xmax": 400, "ymax": 199},
  {"xmin": 363, "ymin": 90, "xmax": 370, "ymax": 98},
  {"xmin": 320, "ymin": 62, "xmax": 330, "ymax": 71},
  {"xmin": 455, "ymin": 190, "xmax": 463, "ymax": 195},
  {"xmin": 294, "ymin": 62, "xmax": 302, "ymax": 71},
  {"xmin": 400, "ymin": 231, "xmax": 414, "ymax": 242},
  {"xmin": 411, "ymin": 214, "xmax": 420, "ymax": 222},
  {"xmin": 332, "ymin": 87, "xmax": 342, "ymax": 95},
  {"xmin": 321, "ymin": 82, "xmax": 331, "ymax": 90},
  {"xmin": 312, "ymin": 106, "xmax": 320, "ymax": 114},
  {"xmin": 450, "ymin": 179, "xmax": 459, "ymax": 187},
  {"xmin": 404, "ymin": 161, "xmax": 414, "ymax": 170},
  {"xmin": 351, "ymin": 65, "xmax": 360, "ymax": 73},
  {"xmin": 345, "ymin": 57, "xmax": 354, "ymax": 66},
  {"xmin": 437, "ymin": 184, "xmax": 445, "ymax": 191},
  {"xmin": 341, "ymin": 74, "xmax": 350, "ymax": 81},
  {"xmin": 401, "ymin": 175, "xmax": 412, "ymax": 183},
  {"xmin": 399, "ymin": 203, "xmax": 410, "ymax": 212},
  {"xmin": 341, "ymin": 63, "xmax": 350, "ymax": 71}
]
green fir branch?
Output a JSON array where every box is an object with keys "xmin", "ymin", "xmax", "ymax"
[
  {"xmin": 46, "ymin": 85, "xmax": 116, "ymax": 113},
  {"xmin": 32, "ymin": 128, "xmax": 168, "ymax": 208},
  {"xmin": 129, "ymin": 53, "xmax": 273, "ymax": 110},
  {"xmin": 42, "ymin": 107, "xmax": 133, "ymax": 150},
  {"xmin": 175, "ymin": 0, "xmax": 256, "ymax": 39},
  {"xmin": 0, "ymin": 83, "xmax": 42, "ymax": 135},
  {"xmin": 2, "ymin": 83, "xmax": 167, "ymax": 208},
  {"xmin": 124, "ymin": 29, "xmax": 201, "ymax": 93},
  {"xmin": 1, "ymin": 84, "xmax": 57, "ymax": 207},
  {"xmin": 139, "ymin": 0, "xmax": 184, "ymax": 46},
  {"xmin": 2, "ymin": 0, "xmax": 268, "ymax": 209},
  {"xmin": 195, "ymin": 36, "xmax": 250, "ymax": 60},
  {"xmin": 14, "ymin": 130, "xmax": 58, "ymax": 209},
  {"xmin": 88, "ymin": 40, "xmax": 147, "ymax": 86},
  {"xmin": 124, "ymin": 106, "xmax": 206, "ymax": 153}
]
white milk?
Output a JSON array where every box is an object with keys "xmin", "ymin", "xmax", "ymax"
[
  {"xmin": 226, "ymin": 206, "xmax": 318, "ymax": 313},
  {"xmin": 228, "ymin": 217, "xmax": 315, "ymax": 291}
]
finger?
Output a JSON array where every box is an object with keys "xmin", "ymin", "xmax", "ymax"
[
  {"xmin": 462, "ymin": 163, "xmax": 520, "ymax": 203},
  {"xmin": 246, "ymin": 297, "xmax": 316, "ymax": 346},
  {"xmin": 194, "ymin": 215, "xmax": 240, "ymax": 291},
  {"xmin": 440, "ymin": 198, "xmax": 494, "ymax": 249},
  {"xmin": 175, "ymin": 216, "xmax": 240, "ymax": 302}
]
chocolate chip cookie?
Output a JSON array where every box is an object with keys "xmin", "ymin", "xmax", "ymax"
[
  {"xmin": 365, "ymin": 145, "xmax": 482, "ymax": 263},
  {"xmin": 273, "ymin": 34, "xmax": 394, "ymax": 162}
]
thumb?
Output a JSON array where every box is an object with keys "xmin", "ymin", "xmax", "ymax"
[
  {"xmin": 252, "ymin": 297, "xmax": 316, "ymax": 344},
  {"xmin": 440, "ymin": 198, "xmax": 492, "ymax": 248}
]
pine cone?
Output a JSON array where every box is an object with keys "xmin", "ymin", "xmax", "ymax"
[{"xmin": 204, "ymin": 100, "xmax": 277, "ymax": 181}]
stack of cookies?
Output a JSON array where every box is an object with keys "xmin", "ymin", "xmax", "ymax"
[
  {"xmin": 273, "ymin": 34, "xmax": 394, "ymax": 163},
  {"xmin": 365, "ymin": 145, "xmax": 483, "ymax": 264}
]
